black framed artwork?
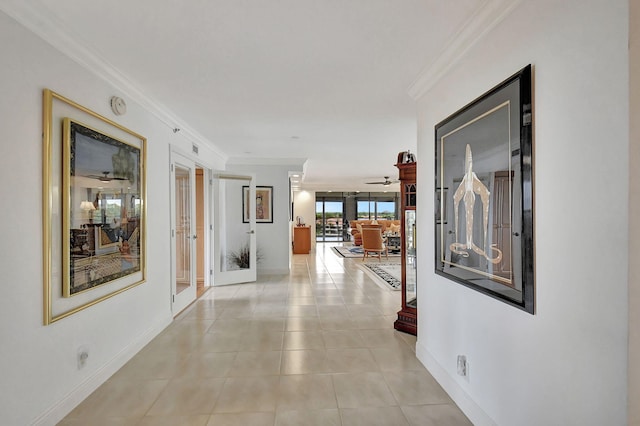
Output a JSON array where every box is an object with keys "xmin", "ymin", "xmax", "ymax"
[
  {"xmin": 243, "ymin": 185, "xmax": 273, "ymax": 223},
  {"xmin": 434, "ymin": 65, "xmax": 534, "ymax": 314}
]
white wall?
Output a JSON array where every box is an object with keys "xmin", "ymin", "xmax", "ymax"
[
  {"xmin": 226, "ymin": 163, "xmax": 297, "ymax": 274},
  {"xmin": 293, "ymin": 190, "xmax": 317, "ymax": 249},
  {"xmin": 629, "ymin": 1, "xmax": 639, "ymax": 424},
  {"xmin": 415, "ymin": 1, "xmax": 629, "ymax": 425},
  {"xmin": 0, "ymin": 11, "xmax": 225, "ymax": 425}
]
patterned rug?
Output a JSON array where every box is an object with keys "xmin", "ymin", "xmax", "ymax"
[
  {"xmin": 332, "ymin": 245, "xmax": 400, "ymax": 258},
  {"xmin": 359, "ymin": 263, "xmax": 402, "ymax": 291}
]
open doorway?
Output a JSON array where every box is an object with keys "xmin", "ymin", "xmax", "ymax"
[
  {"xmin": 315, "ymin": 196, "xmax": 345, "ymax": 242},
  {"xmin": 171, "ymin": 150, "xmax": 211, "ymax": 315}
]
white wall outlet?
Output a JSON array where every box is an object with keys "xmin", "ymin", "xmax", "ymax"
[
  {"xmin": 457, "ymin": 355, "xmax": 468, "ymax": 377},
  {"xmin": 77, "ymin": 346, "xmax": 89, "ymax": 369}
]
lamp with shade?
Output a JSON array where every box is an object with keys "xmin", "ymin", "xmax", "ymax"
[{"xmin": 80, "ymin": 200, "xmax": 96, "ymax": 223}]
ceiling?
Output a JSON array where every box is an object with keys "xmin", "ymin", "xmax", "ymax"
[{"xmin": 7, "ymin": 0, "xmax": 486, "ymax": 190}]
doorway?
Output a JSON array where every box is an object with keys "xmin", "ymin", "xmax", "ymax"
[
  {"xmin": 170, "ymin": 151, "xmax": 209, "ymax": 315},
  {"xmin": 196, "ymin": 169, "xmax": 206, "ymax": 297},
  {"xmin": 315, "ymin": 197, "xmax": 345, "ymax": 242}
]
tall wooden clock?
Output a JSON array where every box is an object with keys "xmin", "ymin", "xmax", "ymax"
[{"xmin": 394, "ymin": 152, "xmax": 417, "ymax": 335}]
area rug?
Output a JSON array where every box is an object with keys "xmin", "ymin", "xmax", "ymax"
[
  {"xmin": 358, "ymin": 263, "xmax": 402, "ymax": 291},
  {"xmin": 332, "ymin": 245, "xmax": 400, "ymax": 259}
]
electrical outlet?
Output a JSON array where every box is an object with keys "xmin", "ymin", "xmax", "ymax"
[
  {"xmin": 457, "ymin": 355, "xmax": 468, "ymax": 377},
  {"xmin": 77, "ymin": 346, "xmax": 89, "ymax": 369}
]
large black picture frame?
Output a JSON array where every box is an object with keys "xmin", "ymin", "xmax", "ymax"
[{"xmin": 434, "ymin": 65, "xmax": 534, "ymax": 314}]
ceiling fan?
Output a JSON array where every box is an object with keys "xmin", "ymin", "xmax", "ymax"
[
  {"xmin": 84, "ymin": 171, "xmax": 126, "ymax": 182},
  {"xmin": 365, "ymin": 176, "xmax": 399, "ymax": 186}
]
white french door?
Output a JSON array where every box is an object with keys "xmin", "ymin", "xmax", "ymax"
[
  {"xmin": 213, "ymin": 172, "xmax": 257, "ymax": 285},
  {"xmin": 170, "ymin": 151, "xmax": 197, "ymax": 314}
]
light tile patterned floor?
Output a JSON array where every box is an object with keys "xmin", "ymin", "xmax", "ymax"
[{"xmin": 59, "ymin": 243, "xmax": 471, "ymax": 426}]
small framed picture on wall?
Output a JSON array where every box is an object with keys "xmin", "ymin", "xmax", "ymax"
[{"xmin": 243, "ymin": 185, "xmax": 273, "ymax": 223}]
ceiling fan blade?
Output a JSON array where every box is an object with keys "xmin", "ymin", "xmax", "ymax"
[
  {"xmin": 83, "ymin": 170, "xmax": 127, "ymax": 182},
  {"xmin": 85, "ymin": 174, "xmax": 112, "ymax": 181},
  {"xmin": 365, "ymin": 176, "xmax": 399, "ymax": 185}
]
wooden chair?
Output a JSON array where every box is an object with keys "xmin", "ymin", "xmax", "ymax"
[{"xmin": 360, "ymin": 225, "xmax": 388, "ymax": 261}]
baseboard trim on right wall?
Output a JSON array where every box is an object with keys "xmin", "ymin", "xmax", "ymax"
[{"xmin": 416, "ymin": 340, "xmax": 497, "ymax": 426}]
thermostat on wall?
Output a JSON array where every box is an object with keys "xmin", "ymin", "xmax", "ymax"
[{"xmin": 110, "ymin": 96, "xmax": 127, "ymax": 115}]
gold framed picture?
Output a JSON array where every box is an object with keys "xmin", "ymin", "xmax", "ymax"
[{"xmin": 43, "ymin": 89, "xmax": 147, "ymax": 324}]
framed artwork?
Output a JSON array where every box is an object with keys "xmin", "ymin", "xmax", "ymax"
[
  {"xmin": 243, "ymin": 185, "xmax": 273, "ymax": 223},
  {"xmin": 434, "ymin": 65, "xmax": 534, "ymax": 314},
  {"xmin": 43, "ymin": 89, "xmax": 146, "ymax": 324},
  {"xmin": 63, "ymin": 119, "xmax": 143, "ymax": 296}
]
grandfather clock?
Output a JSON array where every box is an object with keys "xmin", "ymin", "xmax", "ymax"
[{"xmin": 394, "ymin": 152, "xmax": 417, "ymax": 335}]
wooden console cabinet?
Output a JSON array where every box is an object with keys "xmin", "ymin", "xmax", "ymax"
[{"xmin": 293, "ymin": 226, "xmax": 311, "ymax": 254}]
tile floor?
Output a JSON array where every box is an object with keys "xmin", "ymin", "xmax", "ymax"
[{"xmin": 59, "ymin": 243, "xmax": 471, "ymax": 426}]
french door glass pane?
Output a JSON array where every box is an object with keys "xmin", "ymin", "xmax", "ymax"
[
  {"xmin": 324, "ymin": 201, "xmax": 343, "ymax": 241},
  {"xmin": 175, "ymin": 164, "xmax": 191, "ymax": 295},
  {"xmin": 218, "ymin": 177, "xmax": 251, "ymax": 272},
  {"xmin": 315, "ymin": 201, "xmax": 323, "ymax": 239}
]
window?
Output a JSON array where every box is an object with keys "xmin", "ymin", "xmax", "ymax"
[
  {"xmin": 355, "ymin": 195, "xmax": 398, "ymax": 220},
  {"xmin": 315, "ymin": 192, "xmax": 400, "ymax": 242},
  {"xmin": 357, "ymin": 200, "xmax": 373, "ymax": 219},
  {"xmin": 376, "ymin": 201, "xmax": 395, "ymax": 220},
  {"xmin": 315, "ymin": 197, "xmax": 345, "ymax": 242}
]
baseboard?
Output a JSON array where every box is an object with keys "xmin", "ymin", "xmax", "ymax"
[
  {"xmin": 258, "ymin": 267, "xmax": 290, "ymax": 275},
  {"xmin": 32, "ymin": 317, "xmax": 173, "ymax": 426},
  {"xmin": 416, "ymin": 340, "xmax": 497, "ymax": 426}
]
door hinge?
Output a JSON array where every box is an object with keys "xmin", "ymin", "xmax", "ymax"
[
  {"xmin": 170, "ymin": 163, "xmax": 174, "ymax": 172},
  {"xmin": 172, "ymin": 295, "xmax": 175, "ymax": 302},
  {"xmin": 209, "ymin": 224, "xmax": 213, "ymax": 230},
  {"xmin": 210, "ymin": 269, "xmax": 213, "ymax": 275},
  {"xmin": 171, "ymin": 229, "xmax": 175, "ymax": 238}
]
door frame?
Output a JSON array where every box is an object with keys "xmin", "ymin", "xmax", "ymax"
[{"xmin": 169, "ymin": 147, "xmax": 213, "ymax": 315}]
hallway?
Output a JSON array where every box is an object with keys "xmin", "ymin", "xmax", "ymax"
[{"xmin": 59, "ymin": 244, "xmax": 470, "ymax": 425}]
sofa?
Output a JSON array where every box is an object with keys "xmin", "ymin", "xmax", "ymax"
[{"xmin": 349, "ymin": 219, "xmax": 401, "ymax": 246}]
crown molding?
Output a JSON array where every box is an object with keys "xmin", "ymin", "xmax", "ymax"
[
  {"xmin": 0, "ymin": 0, "xmax": 227, "ymax": 161},
  {"xmin": 301, "ymin": 182, "xmax": 400, "ymax": 193},
  {"xmin": 227, "ymin": 157, "xmax": 308, "ymax": 168},
  {"xmin": 407, "ymin": 0, "xmax": 523, "ymax": 100}
]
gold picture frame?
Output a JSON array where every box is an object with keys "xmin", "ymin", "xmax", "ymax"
[{"xmin": 43, "ymin": 89, "xmax": 147, "ymax": 324}]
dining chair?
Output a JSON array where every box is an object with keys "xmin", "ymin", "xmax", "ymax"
[{"xmin": 360, "ymin": 225, "xmax": 388, "ymax": 261}]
